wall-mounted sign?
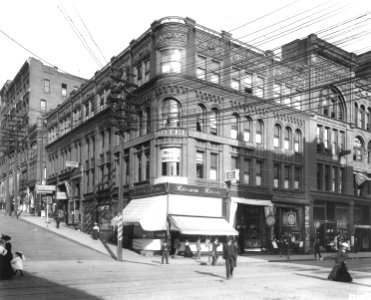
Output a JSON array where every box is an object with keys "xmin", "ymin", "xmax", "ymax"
[
  {"xmin": 161, "ymin": 148, "xmax": 180, "ymax": 162},
  {"xmin": 282, "ymin": 210, "xmax": 297, "ymax": 226}
]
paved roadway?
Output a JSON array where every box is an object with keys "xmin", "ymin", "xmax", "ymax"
[{"xmin": 1, "ymin": 214, "xmax": 371, "ymax": 300}]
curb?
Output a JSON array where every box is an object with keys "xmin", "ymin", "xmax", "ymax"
[{"xmin": 19, "ymin": 216, "xmax": 114, "ymax": 258}]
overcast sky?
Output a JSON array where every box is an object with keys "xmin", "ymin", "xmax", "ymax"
[{"xmin": 0, "ymin": 0, "xmax": 370, "ymax": 85}]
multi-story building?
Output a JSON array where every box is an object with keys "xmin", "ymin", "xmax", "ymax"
[
  {"xmin": 0, "ymin": 57, "xmax": 86, "ymax": 215},
  {"xmin": 44, "ymin": 17, "xmax": 371, "ymax": 254}
]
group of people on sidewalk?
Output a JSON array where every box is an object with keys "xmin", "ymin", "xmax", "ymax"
[
  {"xmin": 0, "ymin": 234, "xmax": 25, "ymax": 280},
  {"xmin": 161, "ymin": 236, "xmax": 238, "ymax": 280}
]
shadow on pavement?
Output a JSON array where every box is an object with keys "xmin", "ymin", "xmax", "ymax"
[
  {"xmin": 195, "ymin": 271, "xmax": 225, "ymax": 280},
  {"xmin": 99, "ymin": 238, "xmax": 117, "ymax": 260},
  {"xmin": 0, "ymin": 273, "xmax": 102, "ymax": 300}
]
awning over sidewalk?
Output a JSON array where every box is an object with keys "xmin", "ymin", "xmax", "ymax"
[
  {"xmin": 231, "ymin": 197, "xmax": 273, "ymax": 207},
  {"xmin": 169, "ymin": 215, "xmax": 238, "ymax": 236},
  {"xmin": 122, "ymin": 195, "xmax": 167, "ymax": 231}
]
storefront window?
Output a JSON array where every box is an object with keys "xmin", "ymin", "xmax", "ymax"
[{"xmin": 161, "ymin": 148, "xmax": 180, "ymax": 176}]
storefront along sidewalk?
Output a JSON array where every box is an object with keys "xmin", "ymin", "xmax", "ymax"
[{"xmin": 19, "ymin": 214, "xmax": 371, "ymax": 265}]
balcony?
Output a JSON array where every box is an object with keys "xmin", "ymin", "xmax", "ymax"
[{"xmin": 155, "ymin": 128, "xmax": 187, "ymax": 138}]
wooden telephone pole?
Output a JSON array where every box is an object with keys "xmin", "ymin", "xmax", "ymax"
[{"xmin": 107, "ymin": 66, "xmax": 138, "ymax": 261}]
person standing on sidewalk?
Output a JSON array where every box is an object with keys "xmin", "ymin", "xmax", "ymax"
[
  {"xmin": 161, "ymin": 238, "xmax": 169, "ymax": 264},
  {"xmin": 223, "ymin": 236, "xmax": 237, "ymax": 280},
  {"xmin": 314, "ymin": 238, "xmax": 322, "ymax": 260}
]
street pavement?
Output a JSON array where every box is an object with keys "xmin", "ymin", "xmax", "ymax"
[{"xmin": 0, "ymin": 212, "xmax": 371, "ymax": 299}]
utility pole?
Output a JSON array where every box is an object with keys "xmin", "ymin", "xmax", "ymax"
[
  {"xmin": 107, "ymin": 66, "xmax": 138, "ymax": 261},
  {"xmin": 0, "ymin": 114, "xmax": 26, "ymax": 217}
]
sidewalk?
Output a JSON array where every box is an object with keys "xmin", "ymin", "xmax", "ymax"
[{"xmin": 19, "ymin": 214, "xmax": 371, "ymax": 265}]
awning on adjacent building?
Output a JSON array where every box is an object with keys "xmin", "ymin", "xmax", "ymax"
[
  {"xmin": 231, "ymin": 197, "xmax": 273, "ymax": 207},
  {"xmin": 169, "ymin": 215, "xmax": 238, "ymax": 236},
  {"xmin": 122, "ymin": 195, "xmax": 167, "ymax": 231}
]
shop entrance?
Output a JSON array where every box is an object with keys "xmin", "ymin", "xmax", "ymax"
[
  {"xmin": 236, "ymin": 204, "xmax": 266, "ymax": 252},
  {"xmin": 355, "ymin": 228, "xmax": 371, "ymax": 251}
]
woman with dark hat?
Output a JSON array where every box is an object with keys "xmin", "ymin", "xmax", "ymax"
[{"xmin": 0, "ymin": 234, "xmax": 14, "ymax": 280}]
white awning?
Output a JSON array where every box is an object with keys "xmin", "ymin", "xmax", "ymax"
[
  {"xmin": 231, "ymin": 197, "xmax": 273, "ymax": 207},
  {"xmin": 169, "ymin": 215, "xmax": 238, "ymax": 236},
  {"xmin": 122, "ymin": 195, "xmax": 167, "ymax": 231}
]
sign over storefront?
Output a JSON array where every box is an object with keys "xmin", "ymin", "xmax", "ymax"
[
  {"xmin": 224, "ymin": 169, "xmax": 240, "ymax": 182},
  {"xmin": 36, "ymin": 184, "xmax": 56, "ymax": 193}
]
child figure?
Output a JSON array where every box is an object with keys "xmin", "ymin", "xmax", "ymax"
[{"xmin": 11, "ymin": 251, "xmax": 25, "ymax": 276}]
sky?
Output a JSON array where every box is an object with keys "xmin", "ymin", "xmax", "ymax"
[{"xmin": 0, "ymin": 0, "xmax": 371, "ymax": 85}]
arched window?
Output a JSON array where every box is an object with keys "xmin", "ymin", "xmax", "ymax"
[
  {"xmin": 353, "ymin": 136, "xmax": 364, "ymax": 162},
  {"xmin": 320, "ymin": 87, "xmax": 345, "ymax": 121},
  {"xmin": 360, "ymin": 105, "xmax": 366, "ymax": 129},
  {"xmin": 162, "ymin": 98, "xmax": 180, "ymax": 128},
  {"xmin": 231, "ymin": 114, "xmax": 239, "ymax": 139},
  {"xmin": 256, "ymin": 120, "xmax": 263, "ymax": 145},
  {"xmin": 273, "ymin": 124, "xmax": 281, "ymax": 148},
  {"xmin": 294, "ymin": 129, "xmax": 302, "ymax": 152},
  {"xmin": 367, "ymin": 108, "xmax": 371, "ymax": 131},
  {"xmin": 196, "ymin": 104, "xmax": 206, "ymax": 132},
  {"xmin": 243, "ymin": 117, "xmax": 252, "ymax": 142},
  {"xmin": 210, "ymin": 108, "xmax": 219, "ymax": 135},
  {"xmin": 284, "ymin": 127, "xmax": 292, "ymax": 150}
]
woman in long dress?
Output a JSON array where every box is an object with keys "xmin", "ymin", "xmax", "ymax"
[
  {"xmin": 0, "ymin": 237, "xmax": 14, "ymax": 280},
  {"xmin": 328, "ymin": 241, "xmax": 352, "ymax": 282}
]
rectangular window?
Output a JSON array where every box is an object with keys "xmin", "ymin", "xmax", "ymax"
[
  {"xmin": 231, "ymin": 68, "xmax": 240, "ymax": 90},
  {"xmin": 40, "ymin": 99, "xmax": 47, "ymax": 113},
  {"xmin": 332, "ymin": 166, "xmax": 337, "ymax": 192},
  {"xmin": 255, "ymin": 77, "xmax": 265, "ymax": 98},
  {"xmin": 62, "ymin": 83, "xmax": 67, "ymax": 97},
  {"xmin": 44, "ymin": 79, "xmax": 50, "ymax": 93},
  {"xmin": 339, "ymin": 167, "xmax": 345, "ymax": 193},
  {"xmin": 196, "ymin": 151, "xmax": 204, "ymax": 179},
  {"xmin": 256, "ymin": 161, "xmax": 262, "ymax": 186},
  {"xmin": 292, "ymin": 92, "xmax": 302, "ymax": 110},
  {"xmin": 294, "ymin": 167, "xmax": 300, "ymax": 190},
  {"xmin": 161, "ymin": 49, "xmax": 181, "ymax": 73},
  {"xmin": 231, "ymin": 156, "xmax": 238, "ymax": 171},
  {"xmin": 273, "ymin": 164, "xmax": 280, "ymax": 188},
  {"xmin": 324, "ymin": 127, "xmax": 329, "ymax": 150},
  {"xmin": 273, "ymin": 83, "xmax": 281, "ymax": 104},
  {"xmin": 137, "ymin": 152, "xmax": 142, "ymax": 182},
  {"xmin": 332, "ymin": 129, "xmax": 338, "ymax": 155},
  {"xmin": 209, "ymin": 60, "xmax": 220, "ymax": 84},
  {"xmin": 317, "ymin": 163, "xmax": 323, "ymax": 190},
  {"xmin": 243, "ymin": 158, "xmax": 250, "ymax": 184},
  {"xmin": 339, "ymin": 131, "xmax": 345, "ymax": 151},
  {"xmin": 144, "ymin": 60, "xmax": 150, "ymax": 82},
  {"xmin": 242, "ymin": 73, "xmax": 253, "ymax": 94},
  {"xmin": 284, "ymin": 165, "xmax": 290, "ymax": 189},
  {"xmin": 145, "ymin": 151, "xmax": 150, "ymax": 180},
  {"xmin": 210, "ymin": 153, "xmax": 217, "ymax": 180},
  {"xmin": 196, "ymin": 56, "xmax": 207, "ymax": 80},
  {"xmin": 283, "ymin": 86, "xmax": 291, "ymax": 106},
  {"xmin": 325, "ymin": 165, "xmax": 331, "ymax": 191}
]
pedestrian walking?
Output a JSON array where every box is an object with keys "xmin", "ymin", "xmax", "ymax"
[
  {"xmin": 11, "ymin": 251, "xmax": 25, "ymax": 277},
  {"xmin": 172, "ymin": 238, "xmax": 180, "ymax": 258},
  {"xmin": 205, "ymin": 238, "xmax": 211, "ymax": 263},
  {"xmin": 328, "ymin": 241, "xmax": 352, "ymax": 282},
  {"xmin": 92, "ymin": 223, "xmax": 100, "ymax": 240},
  {"xmin": 223, "ymin": 236, "xmax": 237, "ymax": 280},
  {"xmin": 314, "ymin": 238, "xmax": 322, "ymax": 260},
  {"xmin": 161, "ymin": 238, "xmax": 170, "ymax": 264},
  {"xmin": 211, "ymin": 238, "xmax": 220, "ymax": 266},
  {"xmin": 195, "ymin": 238, "xmax": 201, "ymax": 259}
]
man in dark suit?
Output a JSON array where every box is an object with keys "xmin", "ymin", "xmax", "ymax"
[{"xmin": 223, "ymin": 236, "xmax": 237, "ymax": 280}]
